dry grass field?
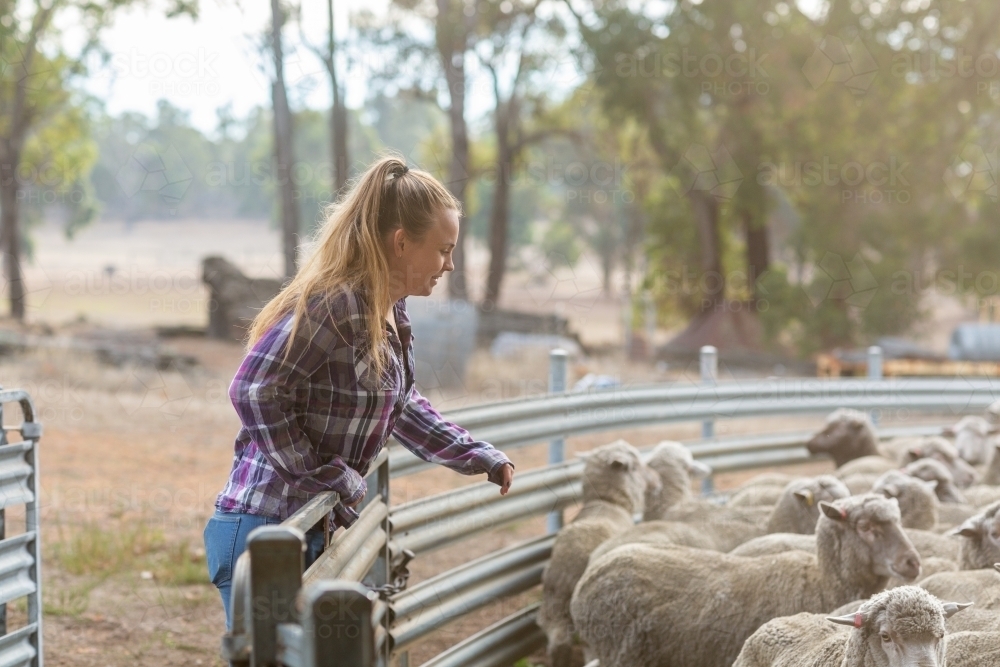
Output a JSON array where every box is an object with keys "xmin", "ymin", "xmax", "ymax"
[{"xmin": 0, "ymin": 217, "xmax": 974, "ymax": 666}]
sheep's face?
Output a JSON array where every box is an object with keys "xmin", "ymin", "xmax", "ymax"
[
  {"xmin": 945, "ymin": 416, "xmax": 999, "ymax": 466},
  {"xmin": 903, "ymin": 438, "xmax": 978, "ymax": 488},
  {"xmin": 901, "ymin": 459, "xmax": 967, "ymax": 504},
  {"xmin": 807, "ymin": 411, "xmax": 874, "ymax": 466},
  {"xmin": 828, "ymin": 587, "xmax": 968, "ymax": 667},
  {"xmin": 820, "ymin": 496, "xmax": 921, "ymax": 581},
  {"xmin": 867, "ymin": 620, "xmax": 944, "ymax": 667},
  {"xmin": 953, "ymin": 501, "xmax": 1000, "ymax": 569},
  {"xmin": 580, "ymin": 441, "xmax": 657, "ymax": 512}
]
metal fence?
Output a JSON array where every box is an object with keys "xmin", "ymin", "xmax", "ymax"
[
  {"xmin": 0, "ymin": 387, "xmax": 43, "ymax": 667},
  {"xmin": 222, "ymin": 345, "xmax": 1000, "ymax": 667}
]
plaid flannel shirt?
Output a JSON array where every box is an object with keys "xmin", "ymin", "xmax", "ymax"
[{"xmin": 216, "ymin": 288, "xmax": 512, "ymax": 527}]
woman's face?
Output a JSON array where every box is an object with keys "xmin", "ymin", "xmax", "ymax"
[{"xmin": 386, "ymin": 208, "xmax": 459, "ymax": 299}]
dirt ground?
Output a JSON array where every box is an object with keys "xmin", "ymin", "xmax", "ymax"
[{"xmin": 1, "ymin": 217, "xmax": 978, "ymax": 666}]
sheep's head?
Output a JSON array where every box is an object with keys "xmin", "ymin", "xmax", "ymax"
[
  {"xmin": 827, "ymin": 586, "xmax": 969, "ymax": 667},
  {"xmin": 579, "ymin": 440, "xmax": 658, "ymax": 514},
  {"xmin": 807, "ymin": 408, "xmax": 879, "ymax": 467},
  {"xmin": 942, "ymin": 416, "xmax": 1000, "ymax": 466},
  {"xmin": 872, "ymin": 470, "xmax": 940, "ymax": 531},
  {"xmin": 819, "ymin": 494, "xmax": 921, "ymax": 583},
  {"xmin": 902, "ymin": 437, "xmax": 978, "ymax": 488},
  {"xmin": 641, "ymin": 441, "xmax": 711, "ymax": 520},
  {"xmin": 902, "ymin": 458, "xmax": 967, "ymax": 504},
  {"xmin": 779, "ymin": 475, "xmax": 850, "ymax": 534},
  {"xmin": 951, "ymin": 501, "xmax": 1000, "ymax": 570}
]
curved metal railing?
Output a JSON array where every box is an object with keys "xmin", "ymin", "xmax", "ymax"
[{"xmin": 222, "ymin": 347, "xmax": 1000, "ymax": 667}]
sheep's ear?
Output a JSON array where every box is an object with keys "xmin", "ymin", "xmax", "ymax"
[
  {"xmin": 908, "ymin": 446, "xmax": 924, "ymax": 460},
  {"xmin": 879, "ymin": 484, "xmax": 899, "ymax": 499},
  {"xmin": 794, "ymin": 489, "xmax": 816, "ymax": 507},
  {"xmin": 941, "ymin": 427, "xmax": 956, "ymax": 437},
  {"xmin": 827, "ymin": 612, "xmax": 865, "ymax": 628},
  {"xmin": 819, "ymin": 501, "xmax": 848, "ymax": 522},
  {"xmin": 994, "ymin": 563, "xmax": 1000, "ymax": 573},
  {"xmin": 949, "ymin": 518, "xmax": 981, "ymax": 539},
  {"xmin": 689, "ymin": 459, "xmax": 712, "ymax": 477},
  {"xmin": 609, "ymin": 456, "xmax": 633, "ymax": 471},
  {"xmin": 942, "ymin": 602, "xmax": 973, "ymax": 618},
  {"xmin": 919, "ymin": 479, "xmax": 939, "ymax": 493}
]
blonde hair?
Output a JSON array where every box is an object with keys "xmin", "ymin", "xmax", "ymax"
[{"xmin": 244, "ymin": 152, "xmax": 461, "ymax": 381}]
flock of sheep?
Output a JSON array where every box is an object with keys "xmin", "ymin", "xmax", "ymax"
[{"xmin": 536, "ymin": 404, "xmax": 1000, "ymax": 667}]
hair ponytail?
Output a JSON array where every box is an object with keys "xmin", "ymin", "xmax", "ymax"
[{"xmin": 245, "ymin": 151, "xmax": 461, "ymax": 381}]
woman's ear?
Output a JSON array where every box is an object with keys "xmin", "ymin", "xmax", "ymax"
[{"xmin": 391, "ymin": 228, "xmax": 406, "ymax": 257}]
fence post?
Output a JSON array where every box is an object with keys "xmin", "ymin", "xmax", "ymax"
[
  {"xmin": 700, "ymin": 345, "xmax": 718, "ymax": 495},
  {"xmin": 371, "ymin": 453, "xmax": 391, "ymax": 667},
  {"xmin": 300, "ymin": 581, "xmax": 377, "ymax": 667},
  {"xmin": 547, "ymin": 349, "xmax": 568, "ymax": 534},
  {"xmin": 868, "ymin": 345, "xmax": 883, "ymax": 426},
  {"xmin": 248, "ymin": 526, "xmax": 305, "ymax": 667}
]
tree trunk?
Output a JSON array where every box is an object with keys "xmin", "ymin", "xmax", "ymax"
[
  {"xmin": 483, "ymin": 105, "xmax": 512, "ymax": 310},
  {"xmin": 327, "ymin": 0, "xmax": 349, "ymax": 195},
  {"xmin": 743, "ymin": 210, "xmax": 769, "ymax": 304},
  {"xmin": 688, "ymin": 189, "xmax": 724, "ymax": 311},
  {"xmin": 0, "ymin": 162, "xmax": 25, "ymax": 320},
  {"xmin": 437, "ymin": 0, "xmax": 472, "ymax": 301},
  {"xmin": 270, "ymin": 0, "xmax": 300, "ymax": 279}
]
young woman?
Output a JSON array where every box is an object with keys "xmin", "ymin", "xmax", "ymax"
[{"xmin": 203, "ymin": 154, "xmax": 516, "ymax": 629}]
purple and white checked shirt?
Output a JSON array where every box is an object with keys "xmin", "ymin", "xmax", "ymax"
[{"xmin": 216, "ymin": 288, "xmax": 512, "ymax": 527}]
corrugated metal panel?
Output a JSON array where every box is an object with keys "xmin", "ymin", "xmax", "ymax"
[
  {"xmin": 0, "ymin": 443, "xmax": 33, "ymax": 510},
  {"xmin": 0, "ymin": 624, "xmax": 37, "ymax": 667},
  {"xmin": 0, "ymin": 534, "xmax": 36, "ymax": 606}
]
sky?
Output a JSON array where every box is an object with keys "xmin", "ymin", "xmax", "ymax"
[{"xmin": 58, "ymin": 0, "xmax": 389, "ymax": 136}]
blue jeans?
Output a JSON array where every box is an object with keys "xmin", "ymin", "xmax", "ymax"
[{"xmin": 203, "ymin": 509, "xmax": 326, "ymax": 631}]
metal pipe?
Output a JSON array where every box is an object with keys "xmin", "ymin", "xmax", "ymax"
[
  {"xmin": 284, "ymin": 491, "xmax": 340, "ymax": 536},
  {"xmin": 390, "ymin": 460, "xmax": 582, "ymax": 533},
  {"xmin": 394, "ymin": 481, "xmax": 581, "ymax": 554},
  {"xmin": 338, "ymin": 527, "xmax": 387, "ymax": 582},
  {"xmin": 304, "ymin": 500, "xmax": 387, "ymax": 584},
  {"xmin": 547, "ymin": 349, "xmax": 568, "ymax": 534},
  {"xmin": 391, "ymin": 534, "xmax": 553, "ymax": 620},
  {"xmin": 389, "ymin": 560, "xmax": 545, "ymax": 651},
  {"xmin": 417, "ymin": 603, "xmax": 545, "ymax": 667}
]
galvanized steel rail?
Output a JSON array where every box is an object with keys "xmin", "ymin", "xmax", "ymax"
[
  {"xmin": 221, "ymin": 346, "xmax": 1000, "ymax": 667},
  {"xmin": 0, "ymin": 387, "xmax": 43, "ymax": 667}
]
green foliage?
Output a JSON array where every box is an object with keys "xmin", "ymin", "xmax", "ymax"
[{"xmin": 539, "ymin": 219, "xmax": 581, "ymax": 268}]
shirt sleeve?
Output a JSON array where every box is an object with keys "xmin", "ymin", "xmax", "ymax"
[
  {"xmin": 229, "ymin": 303, "xmax": 367, "ymax": 506},
  {"xmin": 393, "ymin": 388, "xmax": 513, "ymax": 484}
]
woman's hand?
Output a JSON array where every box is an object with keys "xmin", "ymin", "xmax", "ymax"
[{"xmin": 498, "ymin": 463, "xmax": 514, "ymax": 496}]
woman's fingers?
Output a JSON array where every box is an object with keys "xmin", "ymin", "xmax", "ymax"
[{"xmin": 500, "ymin": 463, "xmax": 514, "ymax": 495}]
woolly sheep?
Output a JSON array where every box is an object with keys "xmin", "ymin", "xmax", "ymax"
[
  {"xmin": 904, "ymin": 458, "xmax": 969, "ymax": 504},
  {"xmin": 944, "ymin": 416, "xmax": 1000, "ymax": 466},
  {"xmin": 951, "ymin": 501, "xmax": 1000, "ymax": 570},
  {"xmin": 988, "ymin": 398, "xmax": 1000, "ymax": 424},
  {"xmin": 837, "ymin": 455, "xmax": 898, "ymax": 479},
  {"xmin": 537, "ymin": 440, "xmax": 657, "ymax": 667},
  {"xmin": 807, "ymin": 408, "xmax": 880, "ymax": 467},
  {"xmin": 919, "ymin": 565, "xmax": 1000, "ymax": 611},
  {"xmin": 766, "ymin": 475, "xmax": 851, "ymax": 534},
  {"xmin": 962, "ymin": 485, "xmax": 1000, "ymax": 508},
  {"xmin": 727, "ymin": 484, "xmax": 786, "ymax": 507},
  {"xmin": 593, "ymin": 475, "xmax": 849, "ymax": 560},
  {"xmin": 731, "ymin": 528, "xmax": 959, "ymax": 565},
  {"xmin": 733, "ymin": 586, "xmax": 970, "ymax": 667},
  {"xmin": 900, "ymin": 437, "xmax": 979, "ymax": 488},
  {"xmin": 841, "ymin": 472, "xmax": 882, "ymax": 495},
  {"xmin": 873, "ymin": 470, "xmax": 940, "ymax": 530},
  {"xmin": 945, "ymin": 631, "xmax": 1000, "ymax": 667},
  {"xmin": 641, "ymin": 440, "xmax": 711, "ymax": 521},
  {"xmin": 983, "ymin": 443, "xmax": 1000, "ymax": 486},
  {"xmin": 570, "ymin": 494, "xmax": 922, "ymax": 667}
]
